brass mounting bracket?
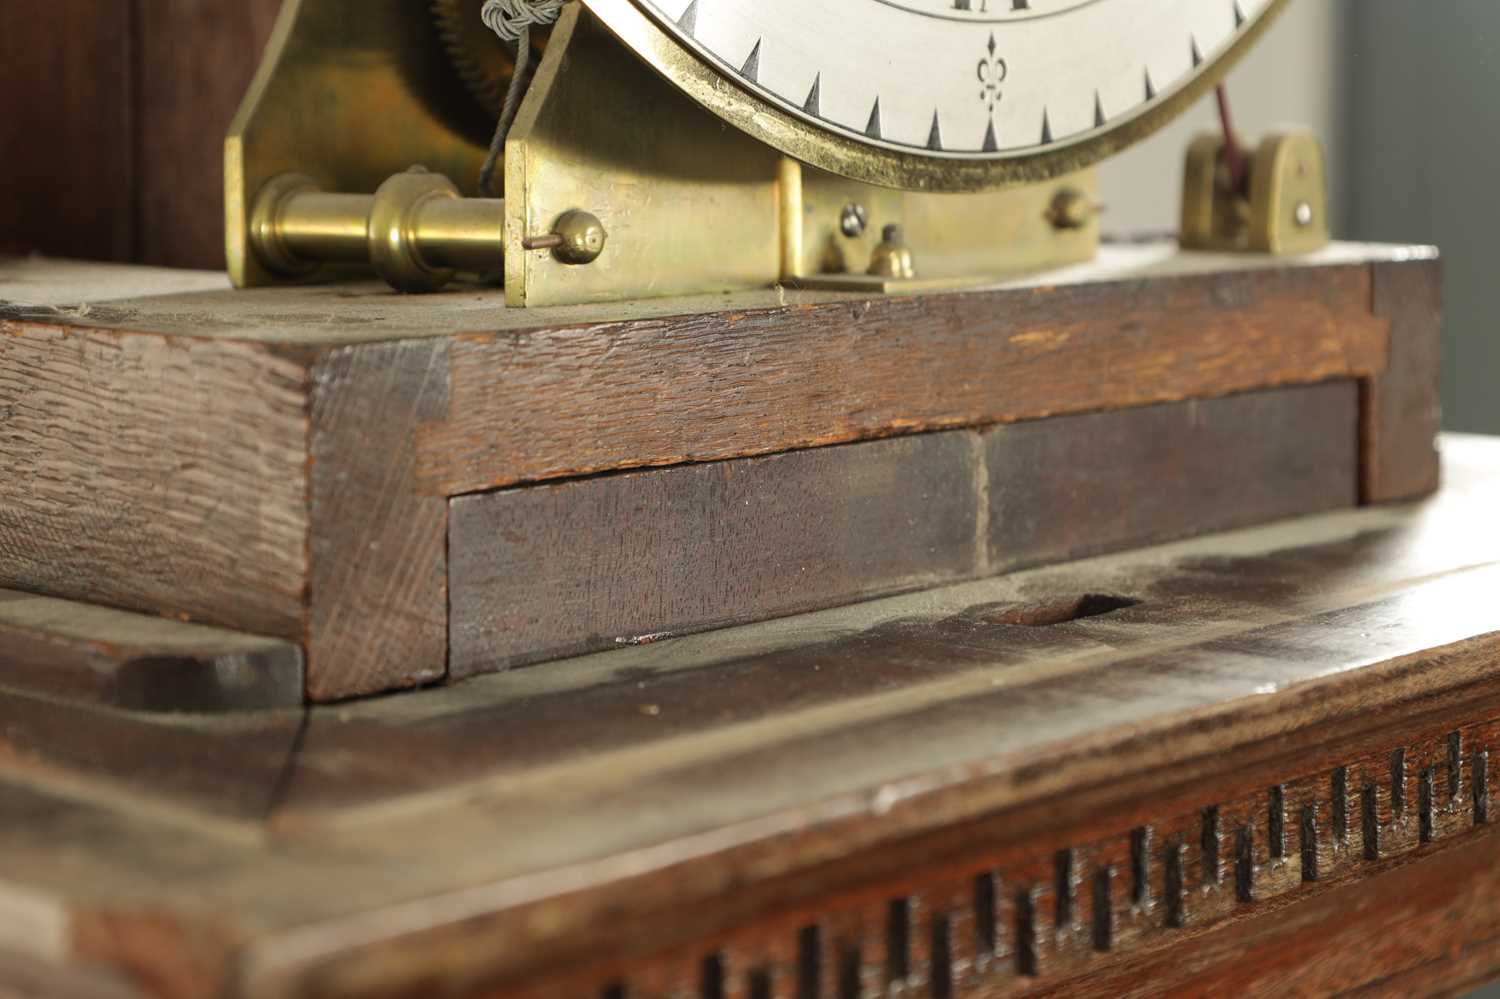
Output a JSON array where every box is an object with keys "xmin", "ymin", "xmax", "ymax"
[
  {"xmin": 228, "ymin": 0, "xmax": 1100, "ymax": 305},
  {"xmin": 1179, "ymin": 130, "xmax": 1331, "ymax": 255}
]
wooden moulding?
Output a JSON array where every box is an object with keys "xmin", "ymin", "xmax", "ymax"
[
  {"xmin": 0, "ymin": 245, "xmax": 1439, "ymax": 701},
  {"xmin": 491, "ymin": 711, "xmax": 1500, "ymax": 999},
  {"xmin": 0, "ymin": 588, "xmax": 302, "ymax": 713}
]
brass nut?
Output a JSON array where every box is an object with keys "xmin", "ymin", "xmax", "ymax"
[
  {"xmin": 368, "ymin": 167, "xmax": 461, "ymax": 293},
  {"xmin": 867, "ymin": 224, "xmax": 916, "ymax": 280},
  {"xmin": 249, "ymin": 173, "xmax": 322, "ymax": 277},
  {"xmin": 551, "ymin": 210, "xmax": 608, "ymax": 265}
]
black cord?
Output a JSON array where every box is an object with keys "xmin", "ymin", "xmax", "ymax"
[{"xmin": 479, "ymin": 26, "xmax": 533, "ymax": 197}]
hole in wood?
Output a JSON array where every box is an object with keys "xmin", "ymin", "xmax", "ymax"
[
  {"xmin": 1331, "ymin": 766, "xmax": 1349, "ymax": 843},
  {"xmin": 749, "ymin": 967, "xmax": 773, "ymax": 999},
  {"xmin": 1201, "ymin": 807, "xmax": 1221, "ymax": 884},
  {"xmin": 1419, "ymin": 767, "xmax": 1435, "ymax": 844},
  {"xmin": 973, "ymin": 872, "xmax": 998, "ymax": 957},
  {"xmin": 798, "ymin": 924, "xmax": 822, "ymax": 999},
  {"xmin": 1268, "ymin": 785, "xmax": 1286, "ymax": 859},
  {"xmin": 1015, "ymin": 889, "xmax": 1038, "ymax": 977},
  {"xmin": 838, "ymin": 944, "xmax": 862, "ymax": 999},
  {"xmin": 930, "ymin": 914, "xmax": 952, "ymax": 999},
  {"xmin": 1477, "ymin": 750, "xmax": 1491, "ymax": 825},
  {"xmin": 1130, "ymin": 826, "xmax": 1152, "ymax": 909},
  {"xmin": 1235, "ymin": 826, "xmax": 1255, "ymax": 901},
  {"xmin": 1054, "ymin": 848, "xmax": 1075, "ymax": 928},
  {"xmin": 701, "ymin": 953, "xmax": 726, "ymax": 999},
  {"xmin": 1164, "ymin": 844, "xmax": 1186, "ymax": 929},
  {"xmin": 1091, "ymin": 866, "xmax": 1114, "ymax": 952},
  {"xmin": 1300, "ymin": 805, "xmax": 1320, "ymax": 881},
  {"xmin": 971, "ymin": 594, "xmax": 1140, "ymax": 628},
  {"xmin": 1362, "ymin": 783, "xmax": 1381, "ymax": 860},
  {"xmin": 886, "ymin": 898, "xmax": 910, "ymax": 985},
  {"xmin": 1391, "ymin": 748, "xmax": 1408, "ymax": 814}
]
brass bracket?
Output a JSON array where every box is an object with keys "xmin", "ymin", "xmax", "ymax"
[{"xmin": 1180, "ymin": 130, "xmax": 1330, "ymax": 255}]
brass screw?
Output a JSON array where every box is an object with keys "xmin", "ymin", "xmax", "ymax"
[
  {"xmin": 840, "ymin": 203, "xmax": 869, "ymax": 238},
  {"xmin": 1046, "ymin": 188, "xmax": 1100, "ymax": 230},
  {"xmin": 524, "ymin": 210, "xmax": 607, "ymax": 265}
]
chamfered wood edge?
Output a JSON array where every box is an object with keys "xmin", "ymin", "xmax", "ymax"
[{"xmin": 0, "ymin": 589, "xmax": 303, "ymax": 713}]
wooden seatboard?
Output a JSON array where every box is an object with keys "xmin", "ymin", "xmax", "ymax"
[
  {"xmin": 0, "ymin": 436, "xmax": 1490, "ymax": 998},
  {"xmin": 0, "ymin": 244, "xmax": 1439, "ymax": 699}
]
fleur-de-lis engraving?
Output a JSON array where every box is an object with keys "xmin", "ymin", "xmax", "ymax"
[{"xmin": 977, "ymin": 33, "xmax": 1008, "ymax": 113}]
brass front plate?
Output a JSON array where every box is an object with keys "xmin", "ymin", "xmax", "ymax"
[
  {"xmin": 503, "ymin": 7, "xmax": 782, "ymax": 307},
  {"xmin": 790, "ymin": 163, "xmax": 1098, "ymax": 285}
]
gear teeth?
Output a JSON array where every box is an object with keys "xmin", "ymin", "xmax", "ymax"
[{"xmin": 431, "ymin": 0, "xmax": 514, "ymax": 119}]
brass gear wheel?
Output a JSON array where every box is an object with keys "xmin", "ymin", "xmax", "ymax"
[{"xmin": 430, "ymin": 0, "xmax": 525, "ymax": 120}]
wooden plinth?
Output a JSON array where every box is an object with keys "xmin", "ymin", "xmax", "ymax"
[
  {"xmin": 0, "ymin": 435, "xmax": 1495, "ymax": 998},
  {"xmin": 0, "ymin": 244, "xmax": 1441, "ymax": 700}
]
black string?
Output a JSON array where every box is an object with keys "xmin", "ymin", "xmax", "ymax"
[{"xmin": 479, "ymin": 26, "xmax": 533, "ymax": 197}]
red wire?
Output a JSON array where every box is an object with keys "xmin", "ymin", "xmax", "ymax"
[{"xmin": 1215, "ymin": 84, "xmax": 1249, "ymax": 197}]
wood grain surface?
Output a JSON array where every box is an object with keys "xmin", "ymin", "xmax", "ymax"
[
  {"xmin": 0, "ymin": 436, "xmax": 1492, "ymax": 997},
  {"xmin": 0, "ymin": 0, "xmax": 281, "ymax": 268},
  {"xmin": 986, "ymin": 381, "xmax": 1359, "ymax": 571},
  {"xmin": 0, "ymin": 588, "xmax": 301, "ymax": 712},
  {"xmin": 1363, "ymin": 257, "xmax": 1445, "ymax": 503},
  {"xmin": 0, "ymin": 323, "xmax": 309, "ymax": 640},
  {"xmin": 449, "ymin": 383, "xmax": 1357, "ymax": 678},
  {"xmin": 449, "ymin": 431, "xmax": 982, "ymax": 678},
  {"xmin": 0, "ymin": 432, "xmax": 1482, "ymax": 990},
  {"xmin": 418, "ymin": 260, "xmax": 1388, "ymax": 496},
  {"xmin": 0, "ymin": 245, "xmax": 1441, "ymax": 699},
  {"xmin": 306, "ymin": 340, "xmax": 451, "ymax": 700}
]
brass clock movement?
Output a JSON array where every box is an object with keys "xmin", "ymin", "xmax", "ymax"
[{"xmin": 227, "ymin": 0, "xmax": 1326, "ymax": 307}]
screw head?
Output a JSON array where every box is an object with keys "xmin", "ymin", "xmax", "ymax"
[
  {"xmin": 1294, "ymin": 201, "xmax": 1314, "ymax": 227},
  {"xmin": 840, "ymin": 203, "xmax": 869, "ymax": 238},
  {"xmin": 552, "ymin": 210, "xmax": 607, "ymax": 265},
  {"xmin": 1047, "ymin": 188, "xmax": 1095, "ymax": 230}
]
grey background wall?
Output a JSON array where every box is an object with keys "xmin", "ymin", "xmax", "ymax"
[
  {"xmin": 1348, "ymin": 3, "xmax": 1499, "ymax": 435},
  {"xmin": 1099, "ymin": 0, "xmax": 1498, "ymax": 435}
]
